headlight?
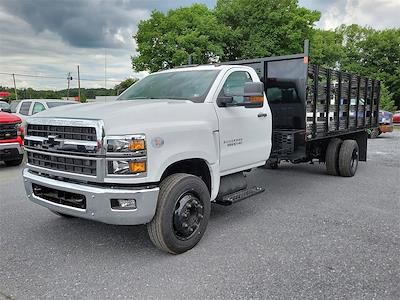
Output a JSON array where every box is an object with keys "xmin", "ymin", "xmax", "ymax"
[
  {"xmin": 106, "ymin": 135, "xmax": 146, "ymax": 153},
  {"xmin": 108, "ymin": 159, "xmax": 146, "ymax": 175},
  {"xmin": 106, "ymin": 135, "xmax": 147, "ymax": 175}
]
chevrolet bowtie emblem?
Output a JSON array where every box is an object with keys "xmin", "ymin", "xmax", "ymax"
[{"xmin": 43, "ymin": 135, "xmax": 62, "ymax": 148}]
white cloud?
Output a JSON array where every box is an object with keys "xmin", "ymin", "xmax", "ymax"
[{"xmin": 316, "ymin": 0, "xmax": 400, "ymax": 29}]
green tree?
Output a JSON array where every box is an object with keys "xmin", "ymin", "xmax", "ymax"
[
  {"xmin": 215, "ymin": 0, "xmax": 320, "ymax": 60},
  {"xmin": 336, "ymin": 25, "xmax": 400, "ymax": 109},
  {"xmin": 114, "ymin": 78, "xmax": 138, "ymax": 95},
  {"xmin": 309, "ymin": 29, "xmax": 344, "ymax": 68},
  {"xmin": 379, "ymin": 84, "xmax": 396, "ymax": 112},
  {"xmin": 132, "ymin": 4, "xmax": 228, "ymax": 72}
]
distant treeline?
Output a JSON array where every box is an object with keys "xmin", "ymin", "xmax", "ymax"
[{"xmin": 0, "ymin": 78, "xmax": 137, "ymax": 102}]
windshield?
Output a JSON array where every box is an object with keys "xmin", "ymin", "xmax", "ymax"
[
  {"xmin": 47, "ymin": 101, "xmax": 76, "ymax": 108},
  {"xmin": 10, "ymin": 101, "xmax": 20, "ymax": 113},
  {"xmin": 0, "ymin": 102, "xmax": 9, "ymax": 108},
  {"xmin": 118, "ymin": 70, "xmax": 220, "ymax": 103}
]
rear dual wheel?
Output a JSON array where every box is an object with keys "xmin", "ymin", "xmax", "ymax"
[
  {"xmin": 338, "ymin": 140, "xmax": 359, "ymax": 177},
  {"xmin": 325, "ymin": 139, "xmax": 359, "ymax": 177}
]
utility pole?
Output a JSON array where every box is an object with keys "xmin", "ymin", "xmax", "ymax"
[
  {"xmin": 67, "ymin": 72, "xmax": 72, "ymax": 100},
  {"xmin": 104, "ymin": 48, "xmax": 107, "ymax": 102},
  {"xmin": 77, "ymin": 65, "xmax": 81, "ymax": 103},
  {"xmin": 12, "ymin": 73, "xmax": 18, "ymax": 100}
]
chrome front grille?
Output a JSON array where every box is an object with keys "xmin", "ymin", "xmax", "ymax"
[
  {"xmin": 0, "ymin": 123, "xmax": 17, "ymax": 140},
  {"xmin": 27, "ymin": 151, "xmax": 97, "ymax": 176},
  {"xmin": 27, "ymin": 124, "xmax": 97, "ymax": 141},
  {"xmin": 25, "ymin": 118, "xmax": 104, "ymax": 179}
]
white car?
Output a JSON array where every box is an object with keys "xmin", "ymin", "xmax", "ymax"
[{"xmin": 13, "ymin": 99, "xmax": 77, "ymax": 121}]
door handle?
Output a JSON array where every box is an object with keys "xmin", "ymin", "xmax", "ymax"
[{"xmin": 258, "ymin": 112, "xmax": 267, "ymax": 118}]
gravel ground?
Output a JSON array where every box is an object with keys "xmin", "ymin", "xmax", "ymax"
[{"xmin": 0, "ymin": 130, "xmax": 399, "ymax": 299}]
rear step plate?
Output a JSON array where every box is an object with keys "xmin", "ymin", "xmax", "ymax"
[{"xmin": 215, "ymin": 186, "xmax": 265, "ymax": 206}]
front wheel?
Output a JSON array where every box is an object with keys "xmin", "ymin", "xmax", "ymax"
[
  {"xmin": 4, "ymin": 156, "xmax": 23, "ymax": 166},
  {"xmin": 147, "ymin": 173, "xmax": 211, "ymax": 254}
]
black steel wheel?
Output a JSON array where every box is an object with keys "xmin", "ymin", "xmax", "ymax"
[
  {"xmin": 325, "ymin": 138, "xmax": 342, "ymax": 176},
  {"xmin": 173, "ymin": 193, "xmax": 204, "ymax": 240},
  {"xmin": 147, "ymin": 173, "xmax": 210, "ymax": 254},
  {"xmin": 338, "ymin": 140, "xmax": 359, "ymax": 177}
]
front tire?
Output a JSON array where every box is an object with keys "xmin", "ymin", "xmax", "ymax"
[
  {"xmin": 4, "ymin": 156, "xmax": 23, "ymax": 166},
  {"xmin": 147, "ymin": 173, "xmax": 211, "ymax": 254},
  {"xmin": 338, "ymin": 140, "xmax": 359, "ymax": 177}
]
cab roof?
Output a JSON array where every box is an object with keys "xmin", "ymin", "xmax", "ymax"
[{"xmin": 157, "ymin": 64, "xmax": 250, "ymax": 73}]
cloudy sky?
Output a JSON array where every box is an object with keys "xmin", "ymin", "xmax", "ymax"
[{"xmin": 0, "ymin": 0, "xmax": 399, "ymax": 90}]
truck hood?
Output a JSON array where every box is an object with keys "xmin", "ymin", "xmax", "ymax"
[
  {"xmin": 0, "ymin": 112, "xmax": 22, "ymax": 123},
  {"xmin": 28, "ymin": 100, "xmax": 218, "ymax": 135}
]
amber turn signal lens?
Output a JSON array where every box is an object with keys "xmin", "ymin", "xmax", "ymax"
[
  {"xmin": 249, "ymin": 96, "xmax": 264, "ymax": 103},
  {"xmin": 128, "ymin": 161, "xmax": 146, "ymax": 173},
  {"xmin": 129, "ymin": 139, "xmax": 145, "ymax": 151}
]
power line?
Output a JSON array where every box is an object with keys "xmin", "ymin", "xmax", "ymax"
[{"xmin": 0, "ymin": 72, "xmax": 124, "ymax": 83}]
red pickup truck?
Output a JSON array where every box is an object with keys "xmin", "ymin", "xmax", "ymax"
[{"xmin": 0, "ymin": 112, "xmax": 24, "ymax": 166}]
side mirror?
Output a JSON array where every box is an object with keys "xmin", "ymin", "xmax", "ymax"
[
  {"xmin": 1, "ymin": 108, "xmax": 11, "ymax": 113},
  {"xmin": 243, "ymin": 82, "xmax": 264, "ymax": 108},
  {"xmin": 217, "ymin": 95, "xmax": 234, "ymax": 107},
  {"xmin": 243, "ymin": 81, "xmax": 264, "ymax": 97}
]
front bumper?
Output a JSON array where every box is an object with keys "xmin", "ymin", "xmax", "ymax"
[
  {"xmin": 23, "ymin": 169, "xmax": 159, "ymax": 225},
  {"xmin": 0, "ymin": 142, "xmax": 23, "ymax": 160}
]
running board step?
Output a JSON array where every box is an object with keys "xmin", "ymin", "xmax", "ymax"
[{"xmin": 215, "ymin": 186, "xmax": 265, "ymax": 206}]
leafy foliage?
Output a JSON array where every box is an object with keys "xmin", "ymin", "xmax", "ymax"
[
  {"xmin": 132, "ymin": 4, "xmax": 228, "ymax": 72},
  {"xmin": 0, "ymin": 86, "xmax": 116, "ymax": 102},
  {"xmin": 336, "ymin": 25, "xmax": 400, "ymax": 110},
  {"xmin": 309, "ymin": 29, "xmax": 344, "ymax": 68},
  {"xmin": 215, "ymin": 0, "xmax": 320, "ymax": 60},
  {"xmin": 379, "ymin": 84, "xmax": 396, "ymax": 112},
  {"xmin": 114, "ymin": 78, "xmax": 138, "ymax": 95},
  {"xmin": 131, "ymin": 1, "xmax": 399, "ymax": 110}
]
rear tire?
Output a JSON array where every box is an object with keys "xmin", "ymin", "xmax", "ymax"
[
  {"xmin": 338, "ymin": 140, "xmax": 359, "ymax": 177},
  {"xmin": 4, "ymin": 156, "xmax": 23, "ymax": 166},
  {"xmin": 325, "ymin": 138, "xmax": 342, "ymax": 176},
  {"xmin": 147, "ymin": 173, "xmax": 211, "ymax": 254}
]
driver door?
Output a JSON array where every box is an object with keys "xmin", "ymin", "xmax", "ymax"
[{"xmin": 214, "ymin": 69, "xmax": 272, "ymax": 175}]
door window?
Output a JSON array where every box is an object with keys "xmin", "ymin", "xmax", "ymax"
[
  {"xmin": 32, "ymin": 102, "xmax": 46, "ymax": 114},
  {"xmin": 220, "ymin": 71, "xmax": 253, "ymax": 104},
  {"xmin": 19, "ymin": 101, "xmax": 32, "ymax": 115}
]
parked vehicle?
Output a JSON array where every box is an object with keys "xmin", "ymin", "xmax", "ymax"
[
  {"xmin": 13, "ymin": 99, "xmax": 77, "ymax": 121},
  {"xmin": 0, "ymin": 112, "xmax": 24, "ymax": 166},
  {"xmin": 22, "ymin": 47, "xmax": 380, "ymax": 254},
  {"xmin": 379, "ymin": 110, "xmax": 394, "ymax": 133},
  {"xmin": 0, "ymin": 101, "xmax": 11, "ymax": 113},
  {"xmin": 10, "ymin": 100, "xmax": 21, "ymax": 113},
  {"xmin": 392, "ymin": 110, "xmax": 400, "ymax": 124}
]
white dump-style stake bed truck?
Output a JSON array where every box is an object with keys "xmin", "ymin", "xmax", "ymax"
[{"xmin": 23, "ymin": 48, "xmax": 380, "ymax": 254}]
